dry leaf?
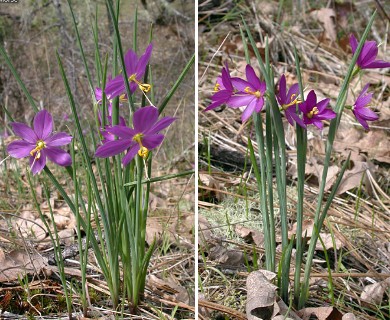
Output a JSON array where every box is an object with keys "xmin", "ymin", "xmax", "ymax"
[
  {"xmin": 199, "ymin": 173, "xmax": 223, "ymax": 202},
  {"xmin": 246, "ymin": 270, "xmax": 278, "ymax": 320},
  {"xmin": 235, "ymin": 225, "xmax": 264, "ymax": 247},
  {"xmin": 361, "ymin": 278, "xmax": 390, "ymax": 305},
  {"xmin": 297, "ymin": 306, "xmax": 343, "ymax": 320},
  {"xmin": 310, "ymin": 8, "xmax": 337, "ymax": 42},
  {"xmin": 0, "ymin": 250, "xmax": 47, "ymax": 283},
  {"xmin": 209, "ymin": 243, "xmax": 244, "ymax": 266},
  {"xmin": 314, "ymin": 233, "xmax": 343, "ymax": 251},
  {"xmin": 342, "ymin": 313, "xmax": 356, "ymax": 320},
  {"xmin": 148, "ymin": 274, "xmax": 190, "ymax": 304}
]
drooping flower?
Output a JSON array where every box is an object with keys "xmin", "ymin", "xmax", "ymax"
[
  {"xmin": 7, "ymin": 110, "xmax": 72, "ymax": 175},
  {"xmin": 276, "ymin": 74, "xmax": 306, "ymax": 128},
  {"xmin": 227, "ymin": 65, "xmax": 266, "ymax": 122},
  {"xmin": 350, "ymin": 34, "xmax": 390, "ymax": 69},
  {"xmin": 95, "ymin": 106, "xmax": 175, "ymax": 165},
  {"xmin": 105, "ymin": 43, "xmax": 153, "ymax": 99},
  {"xmin": 299, "ymin": 90, "xmax": 336, "ymax": 129},
  {"xmin": 204, "ymin": 63, "xmax": 236, "ymax": 112},
  {"xmin": 348, "ymin": 84, "xmax": 379, "ymax": 130}
]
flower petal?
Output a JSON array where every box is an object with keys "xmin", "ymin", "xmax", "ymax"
[
  {"xmin": 354, "ymin": 112, "xmax": 369, "ymax": 130},
  {"xmin": 10, "ymin": 122, "xmax": 37, "ymax": 143},
  {"xmin": 255, "ymin": 97, "xmax": 264, "ymax": 113},
  {"xmin": 122, "ymin": 143, "xmax": 140, "ymax": 166},
  {"xmin": 278, "ymin": 75, "xmax": 287, "ymax": 104},
  {"xmin": 221, "ymin": 66, "xmax": 234, "ymax": 92},
  {"xmin": 355, "ymin": 93, "xmax": 372, "ymax": 109},
  {"xmin": 349, "ymin": 34, "xmax": 358, "ymax": 53},
  {"xmin": 45, "ymin": 147, "xmax": 72, "ymax": 167},
  {"xmin": 146, "ymin": 116, "xmax": 176, "ymax": 134},
  {"xmin": 364, "ymin": 60, "xmax": 390, "ymax": 69},
  {"xmin": 359, "ymin": 41, "xmax": 378, "ymax": 67},
  {"xmin": 316, "ymin": 98, "xmax": 330, "ymax": 112},
  {"xmin": 7, "ymin": 140, "xmax": 35, "ymax": 158},
  {"xmin": 231, "ymin": 77, "xmax": 250, "ymax": 91},
  {"xmin": 355, "ymin": 107, "xmax": 379, "ymax": 121},
  {"xmin": 34, "ymin": 110, "xmax": 53, "ymax": 140},
  {"xmin": 45, "ymin": 132, "xmax": 72, "ymax": 147},
  {"xmin": 105, "ymin": 75, "xmax": 125, "ymax": 99},
  {"xmin": 108, "ymin": 125, "xmax": 136, "ymax": 139},
  {"xmin": 30, "ymin": 152, "xmax": 47, "ymax": 175},
  {"xmin": 95, "ymin": 139, "xmax": 132, "ymax": 158},
  {"xmin": 124, "ymin": 49, "xmax": 138, "ymax": 75},
  {"xmin": 142, "ymin": 134, "xmax": 164, "ymax": 149},
  {"xmin": 226, "ymin": 94, "xmax": 255, "ymax": 108},
  {"xmin": 241, "ymin": 100, "xmax": 256, "ymax": 123},
  {"xmin": 133, "ymin": 106, "xmax": 159, "ymax": 133},
  {"xmin": 136, "ymin": 43, "xmax": 153, "ymax": 78},
  {"xmin": 287, "ymin": 83, "xmax": 299, "ymax": 102},
  {"xmin": 245, "ymin": 65, "xmax": 262, "ymax": 89}
]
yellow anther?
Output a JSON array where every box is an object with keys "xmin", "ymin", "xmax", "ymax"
[
  {"xmin": 119, "ymin": 94, "xmax": 128, "ymax": 103},
  {"xmin": 244, "ymin": 86, "xmax": 261, "ymax": 98},
  {"xmin": 307, "ymin": 107, "xmax": 319, "ymax": 119},
  {"xmin": 214, "ymin": 83, "xmax": 220, "ymax": 92},
  {"xmin": 138, "ymin": 146, "xmax": 149, "ymax": 159},
  {"xmin": 30, "ymin": 140, "xmax": 45, "ymax": 159},
  {"xmin": 133, "ymin": 133, "xmax": 149, "ymax": 158},
  {"xmin": 282, "ymin": 96, "xmax": 302, "ymax": 110},
  {"xmin": 128, "ymin": 74, "xmax": 151, "ymax": 93}
]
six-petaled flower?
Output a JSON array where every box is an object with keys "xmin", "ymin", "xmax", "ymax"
[
  {"xmin": 348, "ymin": 84, "xmax": 379, "ymax": 130},
  {"xmin": 95, "ymin": 106, "xmax": 175, "ymax": 166},
  {"xmin": 299, "ymin": 90, "xmax": 336, "ymax": 129},
  {"xmin": 227, "ymin": 65, "xmax": 267, "ymax": 122},
  {"xmin": 105, "ymin": 44, "xmax": 153, "ymax": 99},
  {"xmin": 276, "ymin": 74, "xmax": 306, "ymax": 128},
  {"xmin": 7, "ymin": 110, "xmax": 72, "ymax": 175},
  {"xmin": 350, "ymin": 34, "xmax": 390, "ymax": 70}
]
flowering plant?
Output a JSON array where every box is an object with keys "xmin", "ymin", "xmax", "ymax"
[
  {"xmin": 205, "ymin": 13, "xmax": 386, "ymax": 309},
  {"xmin": 1, "ymin": 2, "xmax": 194, "ymax": 316}
]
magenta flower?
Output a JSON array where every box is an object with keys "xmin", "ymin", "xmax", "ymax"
[
  {"xmin": 299, "ymin": 90, "xmax": 336, "ymax": 129},
  {"xmin": 276, "ymin": 74, "xmax": 306, "ymax": 128},
  {"xmin": 100, "ymin": 116, "xmax": 127, "ymax": 144},
  {"xmin": 350, "ymin": 34, "xmax": 390, "ymax": 69},
  {"xmin": 95, "ymin": 106, "xmax": 175, "ymax": 165},
  {"xmin": 350, "ymin": 84, "xmax": 379, "ymax": 130},
  {"xmin": 7, "ymin": 110, "xmax": 72, "ymax": 175},
  {"xmin": 204, "ymin": 63, "xmax": 236, "ymax": 112},
  {"xmin": 105, "ymin": 44, "xmax": 153, "ymax": 99},
  {"xmin": 227, "ymin": 65, "xmax": 266, "ymax": 122}
]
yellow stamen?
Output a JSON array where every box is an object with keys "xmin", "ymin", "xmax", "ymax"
[
  {"xmin": 244, "ymin": 86, "xmax": 261, "ymax": 98},
  {"xmin": 119, "ymin": 94, "xmax": 128, "ymax": 103},
  {"xmin": 128, "ymin": 74, "xmax": 151, "ymax": 93},
  {"xmin": 282, "ymin": 95, "xmax": 302, "ymax": 110},
  {"xmin": 138, "ymin": 147, "xmax": 149, "ymax": 159},
  {"xmin": 307, "ymin": 106, "xmax": 319, "ymax": 119},
  {"xmin": 30, "ymin": 140, "xmax": 46, "ymax": 159},
  {"xmin": 214, "ymin": 83, "xmax": 220, "ymax": 92},
  {"xmin": 133, "ymin": 133, "xmax": 149, "ymax": 159}
]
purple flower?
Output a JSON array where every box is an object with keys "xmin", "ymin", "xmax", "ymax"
[
  {"xmin": 299, "ymin": 90, "xmax": 336, "ymax": 129},
  {"xmin": 204, "ymin": 63, "xmax": 236, "ymax": 112},
  {"xmin": 95, "ymin": 106, "xmax": 175, "ymax": 165},
  {"xmin": 227, "ymin": 65, "xmax": 266, "ymax": 122},
  {"xmin": 105, "ymin": 44, "xmax": 153, "ymax": 99},
  {"xmin": 100, "ymin": 116, "xmax": 127, "ymax": 144},
  {"xmin": 350, "ymin": 84, "xmax": 379, "ymax": 130},
  {"xmin": 7, "ymin": 110, "xmax": 72, "ymax": 175},
  {"xmin": 350, "ymin": 34, "xmax": 390, "ymax": 69},
  {"xmin": 276, "ymin": 74, "xmax": 306, "ymax": 128}
]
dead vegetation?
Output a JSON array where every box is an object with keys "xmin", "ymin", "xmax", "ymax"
[{"xmin": 199, "ymin": 1, "xmax": 390, "ymax": 319}]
